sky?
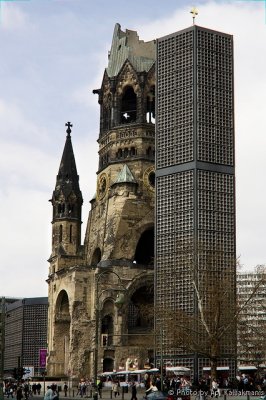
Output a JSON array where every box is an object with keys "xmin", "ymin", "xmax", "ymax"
[{"xmin": 0, "ymin": 0, "xmax": 265, "ymax": 298}]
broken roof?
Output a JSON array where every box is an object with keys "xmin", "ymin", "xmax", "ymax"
[{"xmin": 106, "ymin": 23, "xmax": 156, "ymax": 78}]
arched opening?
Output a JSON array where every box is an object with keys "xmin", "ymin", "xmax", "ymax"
[
  {"xmin": 102, "ymin": 94, "xmax": 111, "ymax": 132},
  {"xmin": 69, "ymin": 225, "xmax": 72, "ymax": 243},
  {"xmin": 91, "ymin": 248, "xmax": 101, "ymax": 266},
  {"xmin": 134, "ymin": 228, "xmax": 154, "ymax": 265},
  {"xmin": 121, "ymin": 86, "xmax": 137, "ymax": 124},
  {"xmin": 130, "ymin": 147, "xmax": 136, "ymax": 156},
  {"xmin": 59, "ymin": 225, "xmax": 63, "ymax": 243},
  {"xmin": 56, "ymin": 290, "xmax": 70, "ymax": 319},
  {"xmin": 103, "ymin": 358, "xmax": 114, "ymax": 372},
  {"xmin": 58, "ymin": 203, "xmax": 65, "ymax": 215},
  {"xmin": 101, "ymin": 315, "xmax": 114, "ymax": 346},
  {"xmin": 53, "ymin": 290, "xmax": 70, "ymax": 376},
  {"xmin": 123, "ymin": 148, "xmax": 129, "ymax": 158},
  {"xmin": 128, "ymin": 285, "xmax": 154, "ymax": 333},
  {"xmin": 146, "ymin": 86, "xmax": 155, "ymax": 123}
]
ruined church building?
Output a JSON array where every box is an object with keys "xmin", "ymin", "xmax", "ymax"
[{"xmin": 47, "ymin": 24, "xmax": 156, "ymax": 378}]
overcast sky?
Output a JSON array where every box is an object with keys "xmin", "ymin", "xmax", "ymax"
[{"xmin": 0, "ymin": 0, "xmax": 265, "ymax": 298}]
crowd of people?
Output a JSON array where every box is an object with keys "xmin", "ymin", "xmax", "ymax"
[
  {"xmin": 4, "ymin": 381, "xmax": 40, "ymax": 399},
  {"xmin": 236, "ymin": 374, "xmax": 266, "ymax": 392},
  {"xmin": 3, "ymin": 371, "xmax": 266, "ymax": 400},
  {"xmin": 74, "ymin": 378, "xmax": 138, "ymax": 400}
]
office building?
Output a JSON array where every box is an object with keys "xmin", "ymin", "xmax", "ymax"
[
  {"xmin": 155, "ymin": 25, "xmax": 236, "ymax": 379},
  {"xmin": 4, "ymin": 297, "xmax": 48, "ymax": 376},
  {"xmin": 237, "ymin": 266, "xmax": 266, "ymax": 368}
]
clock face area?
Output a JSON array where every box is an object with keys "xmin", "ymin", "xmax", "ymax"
[
  {"xmin": 97, "ymin": 173, "xmax": 108, "ymax": 200},
  {"xmin": 143, "ymin": 166, "xmax": 155, "ymax": 192}
]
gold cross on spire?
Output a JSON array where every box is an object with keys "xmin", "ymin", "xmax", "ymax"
[{"xmin": 190, "ymin": 7, "xmax": 198, "ymax": 25}]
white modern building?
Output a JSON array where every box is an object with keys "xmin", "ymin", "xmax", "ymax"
[{"xmin": 237, "ymin": 266, "xmax": 266, "ymax": 368}]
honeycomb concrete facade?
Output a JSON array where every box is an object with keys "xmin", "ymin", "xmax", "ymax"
[{"xmin": 155, "ymin": 25, "xmax": 236, "ymax": 379}]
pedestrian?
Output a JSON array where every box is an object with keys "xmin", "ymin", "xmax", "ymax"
[
  {"xmin": 144, "ymin": 373, "xmax": 150, "ymax": 390},
  {"xmin": 52, "ymin": 389, "xmax": 59, "ymax": 400},
  {"xmin": 24, "ymin": 383, "xmax": 29, "ymax": 400},
  {"xmin": 63, "ymin": 383, "xmax": 68, "ymax": 397},
  {"xmin": 77, "ymin": 382, "xmax": 81, "ymax": 396},
  {"xmin": 131, "ymin": 382, "xmax": 137, "ymax": 400},
  {"xmin": 80, "ymin": 381, "xmax": 86, "ymax": 397},
  {"xmin": 112, "ymin": 381, "xmax": 120, "ymax": 398},
  {"xmin": 97, "ymin": 380, "xmax": 103, "ymax": 399},
  {"xmin": 211, "ymin": 379, "xmax": 219, "ymax": 398},
  {"xmin": 16, "ymin": 386, "xmax": 23, "ymax": 400},
  {"xmin": 7, "ymin": 386, "xmax": 13, "ymax": 399},
  {"xmin": 44, "ymin": 386, "xmax": 53, "ymax": 400},
  {"xmin": 145, "ymin": 382, "xmax": 158, "ymax": 396},
  {"xmin": 36, "ymin": 383, "xmax": 42, "ymax": 395},
  {"xmin": 32, "ymin": 384, "xmax": 37, "ymax": 396}
]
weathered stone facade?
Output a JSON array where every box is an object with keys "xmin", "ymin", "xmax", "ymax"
[{"xmin": 47, "ymin": 24, "xmax": 156, "ymax": 379}]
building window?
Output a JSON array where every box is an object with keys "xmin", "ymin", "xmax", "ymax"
[
  {"xmin": 59, "ymin": 225, "xmax": 63, "ymax": 243},
  {"xmin": 69, "ymin": 225, "xmax": 72, "ymax": 243},
  {"xmin": 121, "ymin": 86, "xmax": 137, "ymax": 124}
]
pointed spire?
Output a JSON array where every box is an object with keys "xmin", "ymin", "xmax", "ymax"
[
  {"xmin": 50, "ymin": 123, "xmax": 83, "ymax": 256},
  {"xmin": 114, "ymin": 164, "xmax": 136, "ymax": 184},
  {"xmin": 52, "ymin": 122, "xmax": 83, "ymax": 210}
]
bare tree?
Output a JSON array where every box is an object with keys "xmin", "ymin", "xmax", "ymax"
[{"xmin": 155, "ymin": 242, "xmax": 266, "ymax": 382}]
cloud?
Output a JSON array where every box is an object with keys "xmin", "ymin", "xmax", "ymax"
[
  {"xmin": 0, "ymin": 187, "xmax": 50, "ymax": 297},
  {"xmin": 0, "ymin": 99, "xmax": 53, "ymax": 148},
  {"xmin": 1, "ymin": 2, "xmax": 30, "ymax": 31}
]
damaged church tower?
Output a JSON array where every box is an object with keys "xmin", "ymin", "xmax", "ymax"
[{"xmin": 47, "ymin": 24, "xmax": 156, "ymax": 378}]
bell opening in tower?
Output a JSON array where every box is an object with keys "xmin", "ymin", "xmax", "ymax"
[{"xmin": 121, "ymin": 86, "xmax": 136, "ymax": 124}]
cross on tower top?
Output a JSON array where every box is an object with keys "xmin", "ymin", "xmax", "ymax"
[
  {"xmin": 190, "ymin": 7, "xmax": 199, "ymax": 25},
  {"xmin": 65, "ymin": 121, "xmax": 73, "ymax": 136}
]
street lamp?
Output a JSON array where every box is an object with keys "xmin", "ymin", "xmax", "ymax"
[{"xmin": 93, "ymin": 270, "xmax": 126, "ymax": 399}]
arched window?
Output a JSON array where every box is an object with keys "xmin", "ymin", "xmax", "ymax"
[
  {"xmin": 128, "ymin": 285, "xmax": 154, "ymax": 331},
  {"xmin": 103, "ymin": 358, "xmax": 114, "ymax": 373},
  {"xmin": 54, "ymin": 290, "xmax": 71, "ymax": 376},
  {"xmin": 146, "ymin": 86, "xmax": 155, "ymax": 123},
  {"xmin": 68, "ymin": 204, "xmax": 74, "ymax": 214},
  {"xmin": 69, "ymin": 225, "xmax": 72, "ymax": 243},
  {"xmin": 134, "ymin": 228, "xmax": 154, "ymax": 265},
  {"xmin": 121, "ymin": 86, "xmax": 137, "ymax": 124},
  {"xmin": 124, "ymin": 148, "xmax": 129, "ymax": 158},
  {"xmin": 103, "ymin": 95, "xmax": 111, "ymax": 132},
  {"xmin": 59, "ymin": 225, "xmax": 63, "ymax": 243},
  {"xmin": 130, "ymin": 147, "xmax": 136, "ymax": 156},
  {"xmin": 101, "ymin": 315, "xmax": 114, "ymax": 346},
  {"xmin": 91, "ymin": 248, "xmax": 101, "ymax": 266},
  {"xmin": 58, "ymin": 203, "xmax": 65, "ymax": 215},
  {"xmin": 58, "ymin": 290, "xmax": 69, "ymax": 315}
]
